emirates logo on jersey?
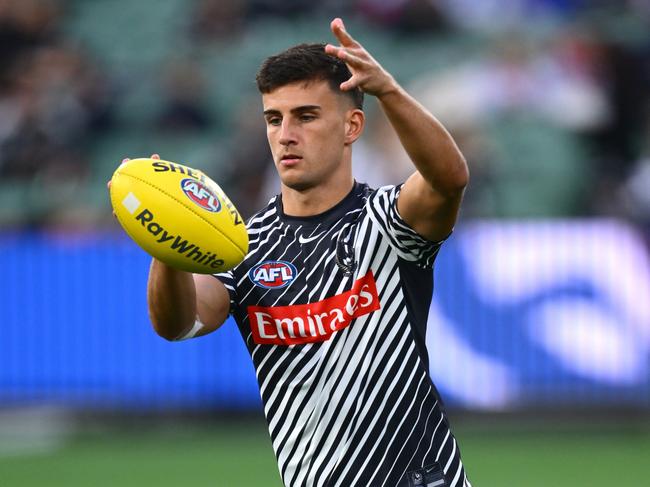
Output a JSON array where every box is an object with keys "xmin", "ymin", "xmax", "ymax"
[
  {"xmin": 247, "ymin": 271, "xmax": 380, "ymax": 346},
  {"xmin": 249, "ymin": 260, "xmax": 297, "ymax": 289}
]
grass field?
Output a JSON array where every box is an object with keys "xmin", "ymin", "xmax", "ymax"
[{"xmin": 1, "ymin": 416, "xmax": 648, "ymax": 486}]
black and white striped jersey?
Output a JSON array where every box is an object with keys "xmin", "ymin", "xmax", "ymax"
[{"xmin": 216, "ymin": 182, "xmax": 471, "ymax": 487}]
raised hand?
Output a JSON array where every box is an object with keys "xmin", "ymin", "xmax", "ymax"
[{"xmin": 324, "ymin": 18, "xmax": 397, "ymax": 98}]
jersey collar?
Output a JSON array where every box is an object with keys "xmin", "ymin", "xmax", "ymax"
[{"xmin": 276, "ymin": 181, "xmax": 366, "ymax": 227}]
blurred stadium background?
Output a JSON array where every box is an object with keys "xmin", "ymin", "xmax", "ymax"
[{"xmin": 1, "ymin": 0, "xmax": 649, "ymax": 485}]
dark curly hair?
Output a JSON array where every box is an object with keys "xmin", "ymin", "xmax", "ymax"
[{"xmin": 256, "ymin": 43, "xmax": 364, "ymax": 109}]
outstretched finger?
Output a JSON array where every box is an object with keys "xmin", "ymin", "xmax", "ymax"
[
  {"xmin": 325, "ymin": 44, "xmax": 365, "ymax": 67},
  {"xmin": 330, "ymin": 18, "xmax": 358, "ymax": 48}
]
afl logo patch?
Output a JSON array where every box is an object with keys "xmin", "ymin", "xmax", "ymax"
[
  {"xmin": 249, "ymin": 261, "xmax": 297, "ymax": 289},
  {"xmin": 180, "ymin": 178, "xmax": 221, "ymax": 213}
]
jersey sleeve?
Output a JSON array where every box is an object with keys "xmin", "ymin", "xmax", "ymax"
[
  {"xmin": 212, "ymin": 270, "xmax": 238, "ymax": 314},
  {"xmin": 366, "ymin": 184, "xmax": 446, "ymax": 268}
]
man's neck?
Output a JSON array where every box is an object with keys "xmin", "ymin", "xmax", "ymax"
[{"xmin": 280, "ymin": 174, "xmax": 355, "ymax": 217}]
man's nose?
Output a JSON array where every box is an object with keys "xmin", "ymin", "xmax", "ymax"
[{"xmin": 279, "ymin": 119, "xmax": 297, "ymax": 146}]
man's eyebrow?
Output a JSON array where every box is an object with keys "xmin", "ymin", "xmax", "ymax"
[
  {"xmin": 263, "ymin": 105, "xmax": 321, "ymax": 116},
  {"xmin": 291, "ymin": 105, "xmax": 321, "ymax": 113}
]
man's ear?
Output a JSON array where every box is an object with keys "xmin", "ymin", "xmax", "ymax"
[{"xmin": 344, "ymin": 109, "xmax": 365, "ymax": 145}]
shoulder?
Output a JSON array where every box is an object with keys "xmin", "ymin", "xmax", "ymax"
[
  {"xmin": 362, "ymin": 183, "xmax": 402, "ymax": 213},
  {"xmin": 356, "ymin": 182, "xmax": 399, "ymax": 204}
]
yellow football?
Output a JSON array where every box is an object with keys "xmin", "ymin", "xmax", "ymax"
[{"xmin": 109, "ymin": 158, "xmax": 248, "ymax": 273}]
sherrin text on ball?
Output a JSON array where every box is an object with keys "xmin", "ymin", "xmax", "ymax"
[{"xmin": 110, "ymin": 158, "xmax": 248, "ymax": 273}]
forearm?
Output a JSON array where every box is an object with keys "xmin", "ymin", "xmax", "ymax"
[
  {"xmin": 377, "ymin": 83, "xmax": 468, "ymax": 195},
  {"xmin": 147, "ymin": 258, "xmax": 197, "ymax": 340}
]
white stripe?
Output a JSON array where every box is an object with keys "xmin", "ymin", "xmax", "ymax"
[
  {"xmin": 449, "ymin": 455, "xmax": 463, "ymax": 487},
  {"xmin": 434, "ymin": 430, "xmax": 451, "ymax": 462},
  {"xmin": 246, "ymin": 206, "xmax": 278, "ymax": 234},
  {"xmin": 355, "ymin": 216, "xmax": 380, "ymax": 273},
  {"xmin": 422, "ymin": 413, "xmax": 446, "ymax": 465},
  {"xmin": 444, "ymin": 438, "xmax": 457, "ymax": 473},
  {"xmin": 402, "ymin": 396, "xmax": 438, "ymax": 473},
  {"xmin": 254, "ymin": 344, "xmax": 278, "ymax": 382},
  {"xmin": 305, "ymin": 247, "xmax": 339, "ymax": 301}
]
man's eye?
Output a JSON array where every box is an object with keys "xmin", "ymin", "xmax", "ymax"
[
  {"xmin": 300, "ymin": 114, "xmax": 315, "ymax": 122},
  {"xmin": 267, "ymin": 118, "xmax": 281, "ymax": 126}
]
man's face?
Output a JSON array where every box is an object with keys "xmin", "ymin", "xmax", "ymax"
[{"xmin": 262, "ymin": 80, "xmax": 354, "ymax": 191}]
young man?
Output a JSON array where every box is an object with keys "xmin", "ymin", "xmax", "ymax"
[{"xmin": 148, "ymin": 18, "xmax": 470, "ymax": 487}]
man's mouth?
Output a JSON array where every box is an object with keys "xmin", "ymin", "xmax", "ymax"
[{"xmin": 280, "ymin": 154, "xmax": 302, "ymax": 166}]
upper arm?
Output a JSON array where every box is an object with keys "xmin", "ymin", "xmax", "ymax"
[
  {"xmin": 397, "ymin": 171, "xmax": 465, "ymax": 243},
  {"xmin": 192, "ymin": 274, "xmax": 231, "ymax": 337}
]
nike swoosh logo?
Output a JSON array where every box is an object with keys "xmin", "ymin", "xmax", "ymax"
[{"xmin": 298, "ymin": 233, "xmax": 324, "ymax": 244}]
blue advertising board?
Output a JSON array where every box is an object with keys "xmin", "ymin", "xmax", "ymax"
[{"xmin": 1, "ymin": 220, "xmax": 648, "ymax": 410}]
